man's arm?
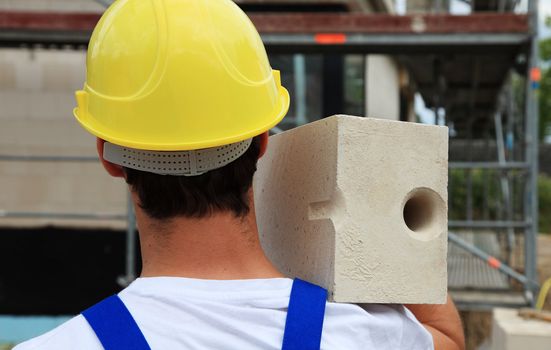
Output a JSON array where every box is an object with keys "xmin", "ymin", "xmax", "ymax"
[{"xmin": 405, "ymin": 295, "xmax": 465, "ymax": 350}]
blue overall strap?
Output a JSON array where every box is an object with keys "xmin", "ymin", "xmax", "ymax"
[
  {"xmin": 82, "ymin": 295, "xmax": 151, "ymax": 350},
  {"xmin": 281, "ymin": 278, "xmax": 328, "ymax": 350}
]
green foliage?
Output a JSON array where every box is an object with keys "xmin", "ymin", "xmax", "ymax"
[
  {"xmin": 541, "ymin": 35, "xmax": 551, "ymax": 62},
  {"xmin": 540, "ymin": 17, "xmax": 551, "ymax": 140},
  {"xmin": 449, "ymin": 170, "xmax": 551, "ymax": 234},
  {"xmin": 539, "ymin": 175, "xmax": 551, "ymax": 234},
  {"xmin": 540, "ymin": 67, "xmax": 551, "ymax": 140},
  {"xmin": 449, "ymin": 169, "xmax": 504, "ymax": 221}
]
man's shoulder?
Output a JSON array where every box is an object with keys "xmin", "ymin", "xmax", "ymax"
[
  {"xmin": 12, "ymin": 314, "xmax": 101, "ymax": 350},
  {"xmin": 323, "ymin": 302, "xmax": 433, "ymax": 350}
]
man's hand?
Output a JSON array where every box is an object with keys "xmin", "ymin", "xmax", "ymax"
[{"xmin": 405, "ymin": 295, "xmax": 465, "ymax": 350}]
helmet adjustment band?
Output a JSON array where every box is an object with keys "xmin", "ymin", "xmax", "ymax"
[{"xmin": 103, "ymin": 139, "xmax": 253, "ymax": 176}]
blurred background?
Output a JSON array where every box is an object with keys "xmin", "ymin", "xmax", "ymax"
[{"xmin": 0, "ymin": 0, "xmax": 550, "ymax": 349}]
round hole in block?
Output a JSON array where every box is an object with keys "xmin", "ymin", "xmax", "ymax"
[
  {"xmin": 403, "ymin": 194, "xmax": 433, "ymax": 231},
  {"xmin": 402, "ymin": 188, "xmax": 446, "ymax": 241}
]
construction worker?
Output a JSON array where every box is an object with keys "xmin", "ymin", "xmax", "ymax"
[{"xmin": 14, "ymin": 0, "xmax": 464, "ymax": 349}]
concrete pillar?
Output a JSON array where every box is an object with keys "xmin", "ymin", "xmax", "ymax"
[
  {"xmin": 491, "ymin": 308, "xmax": 551, "ymax": 350},
  {"xmin": 365, "ymin": 55, "xmax": 400, "ymax": 121},
  {"xmin": 255, "ymin": 115, "xmax": 448, "ymax": 303}
]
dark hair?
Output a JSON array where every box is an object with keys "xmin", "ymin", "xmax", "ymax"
[{"xmin": 124, "ymin": 136, "xmax": 261, "ymax": 220}]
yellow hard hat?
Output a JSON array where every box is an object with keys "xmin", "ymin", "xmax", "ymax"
[{"xmin": 74, "ymin": 0, "xmax": 289, "ymax": 151}]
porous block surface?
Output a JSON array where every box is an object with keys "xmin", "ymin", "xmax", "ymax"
[
  {"xmin": 254, "ymin": 115, "xmax": 448, "ymax": 303},
  {"xmin": 491, "ymin": 308, "xmax": 551, "ymax": 350}
]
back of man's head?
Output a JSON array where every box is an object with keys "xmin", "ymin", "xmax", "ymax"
[{"xmin": 123, "ymin": 136, "xmax": 262, "ymax": 220}]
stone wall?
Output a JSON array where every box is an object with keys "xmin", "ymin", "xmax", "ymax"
[{"xmin": 0, "ymin": 48, "xmax": 127, "ymax": 229}]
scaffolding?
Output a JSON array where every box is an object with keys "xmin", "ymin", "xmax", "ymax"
[{"xmin": 0, "ymin": 0, "xmax": 541, "ymax": 311}]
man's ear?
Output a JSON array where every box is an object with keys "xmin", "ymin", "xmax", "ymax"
[
  {"xmin": 96, "ymin": 138, "xmax": 125, "ymax": 178},
  {"xmin": 258, "ymin": 131, "xmax": 269, "ymax": 159}
]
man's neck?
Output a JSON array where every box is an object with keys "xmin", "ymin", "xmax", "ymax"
[{"xmin": 135, "ymin": 196, "xmax": 284, "ymax": 280}]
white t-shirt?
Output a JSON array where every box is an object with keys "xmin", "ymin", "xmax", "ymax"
[{"xmin": 14, "ymin": 277, "xmax": 433, "ymax": 350}]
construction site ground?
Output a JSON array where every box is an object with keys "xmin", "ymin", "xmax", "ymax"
[{"xmin": 462, "ymin": 234, "xmax": 551, "ymax": 350}]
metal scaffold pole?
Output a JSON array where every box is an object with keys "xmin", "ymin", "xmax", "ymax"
[
  {"xmin": 118, "ymin": 190, "xmax": 137, "ymax": 287},
  {"xmin": 524, "ymin": 0, "xmax": 540, "ymax": 302}
]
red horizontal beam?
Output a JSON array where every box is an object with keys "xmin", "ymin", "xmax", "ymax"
[
  {"xmin": 0, "ymin": 11, "xmax": 529, "ymax": 34},
  {"xmin": 252, "ymin": 13, "xmax": 529, "ymax": 34},
  {"xmin": 0, "ymin": 11, "xmax": 99, "ymax": 31}
]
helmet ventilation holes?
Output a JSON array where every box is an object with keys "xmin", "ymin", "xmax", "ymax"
[{"xmin": 103, "ymin": 138, "xmax": 253, "ymax": 176}]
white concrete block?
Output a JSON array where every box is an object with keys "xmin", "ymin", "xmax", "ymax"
[
  {"xmin": 0, "ymin": 120, "xmax": 96, "ymax": 154},
  {"xmin": 491, "ymin": 308, "xmax": 551, "ymax": 350},
  {"xmin": 0, "ymin": 91, "xmax": 28, "ymax": 119},
  {"xmin": 26, "ymin": 91, "xmax": 75, "ymax": 120},
  {"xmin": 41, "ymin": 51, "xmax": 86, "ymax": 91},
  {"xmin": 13, "ymin": 50, "xmax": 42, "ymax": 92},
  {"xmin": 0, "ymin": 60, "xmax": 16, "ymax": 89},
  {"xmin": 255, "ymin": 115, "xmax": 448, "ymax": 303}
]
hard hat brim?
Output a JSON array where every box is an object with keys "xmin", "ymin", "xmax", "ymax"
[{"xmin": 74, "ymin": 86, "xmax": 290, "ymax": 151}]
